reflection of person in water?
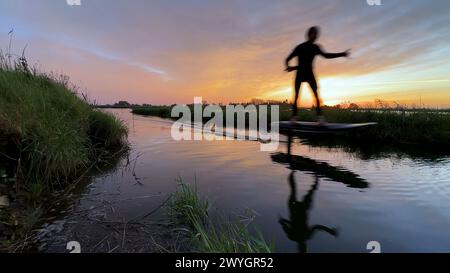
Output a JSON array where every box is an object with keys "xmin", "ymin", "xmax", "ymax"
[
  {"xmin": 279, "ymin": 133, "xmax": 338, "ymax": 253},
  {"xmin": 279, "ymin": 172, "xmax": 338, "ymax": 253}
]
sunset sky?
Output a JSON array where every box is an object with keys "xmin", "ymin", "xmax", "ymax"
[{"xmin": 1, "ymin": 0, "xmax": 450, "ymax": 107}]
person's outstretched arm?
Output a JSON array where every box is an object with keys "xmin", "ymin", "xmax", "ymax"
[
  {"xmin": 318, "ymin": 45, "xmax": 350, "ymax": 59},
  {"xmin": 311, "ymin": 225, "xmax": 338, "ymax": 237}
]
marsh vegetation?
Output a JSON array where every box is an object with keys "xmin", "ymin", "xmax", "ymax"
[{"xmin": 0, "ymin": 53, "xmax": 128, "ymax": 250}]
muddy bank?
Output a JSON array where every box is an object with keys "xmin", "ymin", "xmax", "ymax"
[
  {"xmin": 38, "ymin": 195, "xmax": 178, "ymax": 253},
  {"xmin": 33, "ymin": 152, "xmax": 184, "ymax": 253}
]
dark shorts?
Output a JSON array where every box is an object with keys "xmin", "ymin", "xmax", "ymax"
[{"xmin": 295, "ymin": 72, "xmax": 317, "ymax": 91}]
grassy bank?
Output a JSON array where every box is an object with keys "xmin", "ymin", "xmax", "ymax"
[
  {"xmin": 170, "ymin": 179, "xmax": 273, "ymax": 253},
  {"xmin": 0, "ymin": 55, "xmax": 128, "ymax": 250},
  {"xmin": 132, "ymin": 105, "xmax": 450, "ymax": 149}
]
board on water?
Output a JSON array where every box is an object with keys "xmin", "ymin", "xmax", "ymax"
[{"xmin": 275, "ymin": 121, "xmax": 377, "ymax": 134}]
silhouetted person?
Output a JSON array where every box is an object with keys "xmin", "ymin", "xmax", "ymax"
[
  {"xmin": 285, "ymin": 26, "xmax": 350, "ymax": 124},
  {"xmin": 279, "ymin": 135, "xmax": 338, "ymax": 253}
]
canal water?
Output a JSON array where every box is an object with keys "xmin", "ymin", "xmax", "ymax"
[{"xmin": 40, "ymin": 109, "xmax": 450, "ymax": 253}]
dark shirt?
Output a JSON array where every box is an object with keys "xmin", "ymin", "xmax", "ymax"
[{"xmin": 288, "ymin": 41, "xmax": 346, "ymax": 73}]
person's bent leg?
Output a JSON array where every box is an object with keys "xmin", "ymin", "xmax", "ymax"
[
  {"xmin": 309, "ymin": 78, "xmax": 322, "ymax": 116},
  {"xmin": 292, "ymin": 77, "xmax": 301, "ymax": 118},
  {"xmin": 309, "ymin": 77, "xmax": 326, "ymax": 124}
]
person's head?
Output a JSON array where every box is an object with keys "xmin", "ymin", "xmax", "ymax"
[{"xmin": 307, "ymin": 26, "xmax": 320, "ymax": 42}]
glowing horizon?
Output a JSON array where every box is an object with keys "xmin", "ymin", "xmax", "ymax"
[{"xmin": 1, "ymin": 0, "xmax": 449, "ymax": 107}]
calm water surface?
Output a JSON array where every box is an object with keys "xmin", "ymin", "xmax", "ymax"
[{"xmin": 42, "ymin": 109, "xmax": 450, "ymax": 253}]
